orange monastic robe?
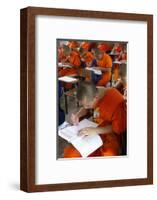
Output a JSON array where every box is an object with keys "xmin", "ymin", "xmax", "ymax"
[
  {"xmin": 69, "ymin": 51, "xmax": 81, "ymax": 67},
  {"xmin": 112, "ymin": 44, "xmax": 125, "ymax": 81},
  {"xmin": 83, "ymin": 52, "xmax": 94, "ymax": 63},
  {"xmin": 112, "ymin": 44, "xmax": 123, "ymax": 54},
  {"xmin": 59, "ymin": 51, "xmax": 81, "ymax": 77},
  {"xmin": 83, "ymin": 52, "xmax": 94, "ymax": 81},
  {"xmin": 113, "ymin": 52, "xmax": 127, "ymax": 81},
  {"xmin": 67, "ymin": 41, "xmax": 79, "ymax": 49},
  {"xmin": 96, "ymin": 53, "xmax": 112, "ymax": 86},
  {"xmin": 113, "ymin": 63, "xmax": 119, "ymax": 81},
  {"xmin": 97, "ymin": 43, "xmax": 112, "ymax": 52},
  {"xmin": 58, "ymin": 48, "xmax": 67, "ymax": 74},
  {"xmin": 58, "ymin": 48, "xmax": 66, "ymax": 62},
  {"xmin": 81, "ymin": 42, "xmax": 91, "ymax": 50},
  {"xmin": 119, "ymin": 52, "xmax": 127, "ymax": 61},
  {"xmin": 64, "ymin": 88, "xmax": 126, "ymax": 158}
]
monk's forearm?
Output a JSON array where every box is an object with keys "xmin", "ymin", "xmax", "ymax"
[{"xmin": 95, "ymin": 125, "xmax": 112, "ymax": 134}]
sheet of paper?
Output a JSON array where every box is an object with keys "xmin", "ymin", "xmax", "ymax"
[
  {"xmin": 71, "ymin": 134, "xmax": 103, "ymax": 158},
  {"xmin": 85, "ymin": 67, "xmax": 93, "ymax": 71},
  {"xmin": 58, "ymin": 76, "xmax": 78, "ymax": 83},
  {"xmin": 58, "ymin": 121, "xmax": 70, "ymax": 130},
  {"xmin": 85, "ymin": 67, "xmax": 102, "ymax": 75},
  {"xmin": 93, "ymin": 69, "xmax": 102, "ymax": 75},
  {"xmin": 113, "ymin": 61, "xmax": 121, "ymax": 64},
  {"xmin": 58, "ymin": 125, "xmax": 79, "ymax": 142},
  {"xmin": 58, "ymin": 63, "xmax": 72, "ymax": 68}
]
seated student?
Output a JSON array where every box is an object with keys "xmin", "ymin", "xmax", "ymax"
[
  {"xmin": 64, "ymin": 81, "xmax": 126, "ymax": 158},
  {"xmin": 80, "ymin": 41, "xmax": 91, "ymax": 51},
  {"xmin": 87, "ymin": 45, "xmax": 101, "ymax": 84},
  {"xmin": 67, "ymin": 40, "xmax": 79, "ymax": 50},
  {"xmin": 111, "ymin": 43, "xmax": 124, "ymax": 81},
  {"xmin": 58, "ymin": 45, "xmax": 81, "ymax": 77},
  {"xmin": 111, "ymin": 43, "xmax": 122, "ymax": 54},
  {"xmin": 58, "ymin": 45, "xmax": 67, "ymax": 74},
  {"xmin": 94, "ymin": 47, "xmax": 112, "ymax": 86},
  {"xmin": 79, "ymin": 47, "xmax": 99, "ymax": 83},
  {"xmin": 113, "ymin": 44, "xmax": 127, "ymax": 82},
  {"xmin": 114, "ymin": 63, "xmax": 127, "ymax": 101},
  {"xmin": 79, "ymin": 43, "xmax": 94, "ymax": 80},
  {"xmin": 97, "ymin": 43, "xmax": 112, "ymax": 54},
  {"xmin": 83, "ymin": 52, "xmax": 95, "ymax": 81},
  {"xmin": 79, "ymin": 42, "xmax": 92, "ymax": 64},
  {"xmin": 58, "ymin": 46, "xmax": 66, "ymax": 63},
  {"xmin": 83, "ymin": 52, "xmax": 94, "ymax": 66},
  {"xmin": 118, "ymin": 44, "xmax": 127, "ymax": 62}
]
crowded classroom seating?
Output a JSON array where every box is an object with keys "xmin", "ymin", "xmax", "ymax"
[{"xmin": 57, "ymin": 39, "xmax": 127, "ymax": 159}]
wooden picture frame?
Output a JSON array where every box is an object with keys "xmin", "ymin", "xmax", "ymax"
[{"xmin": 20, "ymin": 6, "xmax": 153, "ymax": 192}]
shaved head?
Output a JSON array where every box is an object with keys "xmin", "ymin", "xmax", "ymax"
[{"xmin": 77, "ymin": 81, "xmax": 98, "ymax": 102}]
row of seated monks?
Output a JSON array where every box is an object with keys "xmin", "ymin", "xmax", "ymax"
[
  {"xmin": 58, "ymin": 40, "xmax": 127, "ymax": 89},
  {"xmin": 58, "ymin": 40, "xmax": 127, "ymax": 158}
]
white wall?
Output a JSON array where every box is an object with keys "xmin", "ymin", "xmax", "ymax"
[{"xmin": 0, "ymin": 0, "xmax": 156, "ymax": 199}]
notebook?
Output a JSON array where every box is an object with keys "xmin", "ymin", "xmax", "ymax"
[{"xmin": 58, "ymin": 119, "xmax": 103, "ymax": 158}]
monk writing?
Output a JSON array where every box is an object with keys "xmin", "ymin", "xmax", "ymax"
[
  {"xmin": 94, "ymin": 48, "xmax": 112, "ymax": 86},
  {"xmin": 58, "ymin": 45, "xmax": 81, "ymax": 77},
  {"xmin": 64, "ymin": 81, "xmax": 126, "ymax": 158}
]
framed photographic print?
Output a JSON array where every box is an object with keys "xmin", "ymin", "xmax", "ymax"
[{"xmin": 20, "ymin": 7, "xmax": 153, "ymax": 192}]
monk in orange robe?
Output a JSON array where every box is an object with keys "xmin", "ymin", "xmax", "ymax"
[
  {"xmin": 83, "ymin": 52, "xmax": 94, "ymax": 63},
  {"xmin": 67, "ymin": 41, "xmax": 79, "ymax": 50},
  {"xmin": 79, "ymin": 42, "xmax": 92, "ymax": 60},
  {"xmin": 82, "ymin": 51, "xmax": 94, "ymax": 81},
  {"xmin": 58, "ymin": 47, "xmax": 66, "ymax": 62},
  {"xmin": 111, "ymin": 43, "xmax": 123, "ymax": 54},
  {"xmin": 80, "ymin": 41, "xmax": 91, "ymax": 51},
  {"xmin": 111, "ymin": 43, "xmax": 126, "ymax": 81},
  {"xmin": 63, "ymin": 81, "xmax": 126, "ymax": 158},
  {"xmin": 58, "ymin": 45, "xmax": 81, "ymax": 77},
  {"xmin": 58, "ymin": 46, "xmax": 67, "ymax": 74},
  {"xmin": 94, "ymin": 48, "xmax": 112, "ymax": 86},
  {"xmin": 97, "ymin": 43, "xmax": 112, "ymax": 53},
  {"xmin": 118, "ymin": 44, "xmax": 127, "ymax": 61},
  {"xmin": 78, "ymin": 43, "xmax": 94, "ymax": 79}
]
